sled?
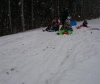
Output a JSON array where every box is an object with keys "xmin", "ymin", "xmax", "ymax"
[
  {"xmin": 70, "ymin": 20, "xmax": 77, "ymax": 26},
  {"xmin": 67, "ymin": 30, "xmax": 72, "ymax": 34},
  {"xmin": 76, "ymin": 26, "xmax": 89, "ymax": 29},
  {"xmin": 62, "ymin": 32, "xmax": 68, "ymax": 35},
  {"xmin": 91, "ymin": 28, "xmax": 100, "ymax": 30},
  {"xmin": 57, "ymin": 30, "xmax": 65, "ymax": 35},
  {"xmin": 57, "ymin": 29, "xmax": 72, "ymax": 35}
]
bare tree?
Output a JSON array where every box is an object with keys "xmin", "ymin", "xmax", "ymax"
[
  {"xmin": 31, "ymin": 0, "xmax": 35, "ymax": 29},
  {"xmin": 31, "ymin": 0, "xmax": 34, "ymax": 28},
  {"xmin": 8, "ymin": 0, "xmax": 12, "ymax": 33},
  {"xmin": 21, "ymin": 0, "xmax": 25, "ymax": 31}
]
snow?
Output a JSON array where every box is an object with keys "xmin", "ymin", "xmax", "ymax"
[{"xmin": 0, "ymin": 19, "xmax": 100, "ymax": 84}]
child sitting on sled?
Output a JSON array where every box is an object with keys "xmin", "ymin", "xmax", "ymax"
[
  {"xmin": 77, "ymin": 19, "xmax": 88, "ymax": 29},
  {"xmin": 63, "ymin": 19, "xmax": 73, "ymax": 31},
  {"xmin": 43, "ymin": 16, "xmax": 60, "ymax": 32},
  {"xmin": 57, "ymin": 19, "xmax": 73, "ymax": 35}
]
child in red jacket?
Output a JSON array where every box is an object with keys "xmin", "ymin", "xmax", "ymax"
[{"xmin": 43, "ymin": 16, "xmax": 60, "ymax": 32}]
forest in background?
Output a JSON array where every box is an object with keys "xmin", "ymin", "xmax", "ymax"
[{"xmin": 0, "ymin": 0, "xmax": 100, "ymax": 36}]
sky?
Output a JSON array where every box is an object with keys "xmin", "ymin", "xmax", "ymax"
[{"xmin": 0, "ymin": 18, "xmax": 100, "ymax": 84}]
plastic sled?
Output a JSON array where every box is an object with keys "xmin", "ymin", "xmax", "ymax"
[
  {"xmin": 62, "ymin": 32, "xmax": 68, "ymax": 35},
  {"xmin": 70, "ymin": 20, "xmax": 77, "ymax": 26}
]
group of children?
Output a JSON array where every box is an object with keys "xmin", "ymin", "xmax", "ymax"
[{"xmin": 43, "ymin": 16, "xmax": 88, "ymax": 35}]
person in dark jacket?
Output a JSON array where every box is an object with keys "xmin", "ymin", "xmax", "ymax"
[
  {"xmin": 60, "ymin": 5, "xmax": 69, "ymax": 25},
  {"xmin": 82, "ymin": 19, "xmax": 88, "ymax": 27}
]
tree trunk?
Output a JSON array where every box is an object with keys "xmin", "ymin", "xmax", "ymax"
[
  {"xmin": 57, "ymin": 0, "xmax": 59, "ymax": 17},
  {"xmin": 8, "ymin": 0, "xmax": 12, "ymax": 33},
  {"xmin": 21, "ymin": 0, "xmax": 25, "ymax": 31},
  {"xmin": 32, "ymin": 0, "xmax": 35, "ymax": 29}
]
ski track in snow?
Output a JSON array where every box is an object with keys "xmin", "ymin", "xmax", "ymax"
[{"xmin": 0, "ymin": 19, "xmax": 100, "ymax": 84}]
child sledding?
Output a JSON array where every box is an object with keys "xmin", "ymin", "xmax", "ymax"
[
  {"xmin": 57, "ymin": 19, "xmax": 73, "ymax": 35},
  {"xmin": 77, "ymin": 19, "xmax": 89, "ymax": 29},
  {"xmin": 43, "ymin": 16, "xmax": 60, "ymax": 32}
]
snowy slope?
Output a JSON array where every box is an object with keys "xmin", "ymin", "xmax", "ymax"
[{"xmin": 0, "ymin": 19, "xmax": 100, "ymax": 84}]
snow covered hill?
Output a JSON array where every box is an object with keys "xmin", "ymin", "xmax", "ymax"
[{"xmin": 0, "ymin": 19, "xmax": 100, "ymax": 84}]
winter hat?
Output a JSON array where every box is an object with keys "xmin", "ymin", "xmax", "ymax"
[{"xmin": 65, "ymin": 19, "xmax": 70, "ymax": 23}]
